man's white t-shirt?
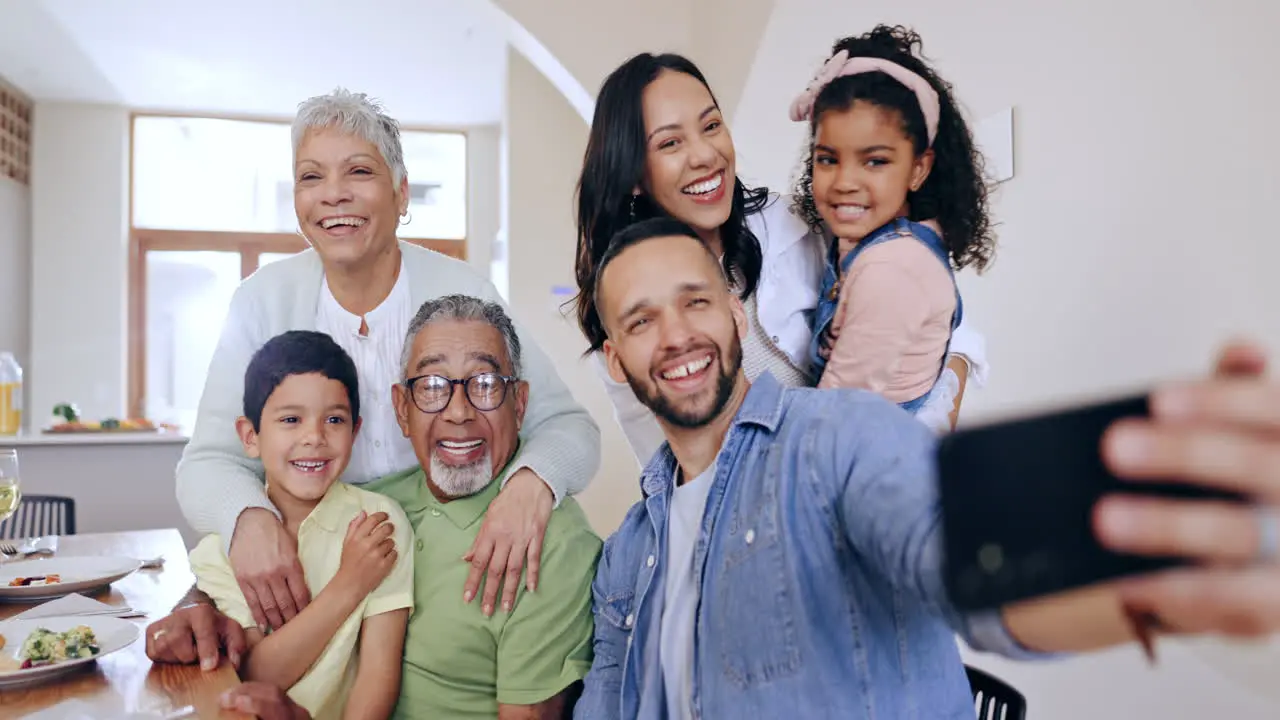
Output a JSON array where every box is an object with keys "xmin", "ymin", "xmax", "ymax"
[{"xmin": 659, "ymin": 459, "xmax": 718, "ymax": 720}]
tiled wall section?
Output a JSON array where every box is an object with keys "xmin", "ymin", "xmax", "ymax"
[{"xmin": 0, "ymin": 80, "xmax": 31, "ymax": 186}]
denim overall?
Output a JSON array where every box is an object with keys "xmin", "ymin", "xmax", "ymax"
[{"xmin": 809, "ymin": 218, "xmax": 963, "ymax": 413}]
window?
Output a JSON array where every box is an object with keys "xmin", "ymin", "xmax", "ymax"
[{"xmin": 129, "ymin": 114, "xmax": 468, "ymax": 426}]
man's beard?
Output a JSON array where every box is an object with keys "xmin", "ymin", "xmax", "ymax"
[
  {"xmin": 429, "ymin": 449, "xmax": 493, "ymax": 499},
  {"xmin": 622, "ymin": 333, "xmax": 742, "ymax": 429}
]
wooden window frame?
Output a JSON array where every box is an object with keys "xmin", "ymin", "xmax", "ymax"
[{"xmin": 127, "ymin": 113, "xmax": 469, "ymax": 420}]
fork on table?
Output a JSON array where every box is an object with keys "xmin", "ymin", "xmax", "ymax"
[{"xmin": 0, "ymin": 541, "xmax": 55, "ymax": 558}]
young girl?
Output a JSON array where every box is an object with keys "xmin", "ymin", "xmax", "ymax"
[{"xmin": 791, "ymin": 25, "xmax": 995, "ymax": 430}]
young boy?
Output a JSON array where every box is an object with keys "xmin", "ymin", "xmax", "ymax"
[{"xmin": 188, "ymin": 330, "xmax": 415, "ymax": 720}]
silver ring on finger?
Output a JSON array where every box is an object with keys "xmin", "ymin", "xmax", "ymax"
[
  {"xmin": 152, "ymin": 628, "xmax": 168, "ymax": 642},
  {"xmin": 1255, "ymin": 506, "xmax": 1279, "ymax": 564}
]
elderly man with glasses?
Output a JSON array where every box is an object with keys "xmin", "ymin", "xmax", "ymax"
[
  {"xmin": 364, "ymin": 294, "xmax": 602, "ymax": 719},
  {"xmin": 163, "ymin": 294, "xmax": 602, "ymax": 720}
]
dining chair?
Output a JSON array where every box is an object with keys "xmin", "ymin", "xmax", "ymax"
[
  {"xmin": 0, "ymin": 494, "xmax": 77, "ymax": 539},
  {"xmin": 966, "ymin": 664, "xmax": 1027, "ymax": 720}
]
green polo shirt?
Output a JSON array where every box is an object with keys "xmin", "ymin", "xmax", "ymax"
[{"xmin": 365, "ymin": 461, "xmax": 601, "ymax": 719}]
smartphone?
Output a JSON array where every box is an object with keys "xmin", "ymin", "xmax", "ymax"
[{"xmin": 938, "ymin": 394, "xmax": 1247, "ymax": 611}]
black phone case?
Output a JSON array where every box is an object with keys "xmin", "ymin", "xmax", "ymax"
[{"xmin": 938, "ymin": 394, "xmax": 1245, "ymax": 611}]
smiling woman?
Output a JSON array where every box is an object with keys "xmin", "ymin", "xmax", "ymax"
[
  {"xmin": 128, "ymin": 114, "xmax": 468, "ymax": 428},
  {"xmin": 573, "ymin": 52, "xmax": 994, "ymax": 466},
  {"xmin": 171, "ymin": 88, "xmax": 600, "ymax": 636}
]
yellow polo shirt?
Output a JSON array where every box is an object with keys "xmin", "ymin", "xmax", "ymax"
[{"xmin": 189, "ymin": 481, "xmax": 416, "ymax": 720}]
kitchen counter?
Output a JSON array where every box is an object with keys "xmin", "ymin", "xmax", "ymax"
[
  {"xmin": 1, "ymin": 430, "xmax": 198, "ymax": 546},
  {"xmin": 0, "ymin": 431, "xmax": 189, "ymax": 447}
]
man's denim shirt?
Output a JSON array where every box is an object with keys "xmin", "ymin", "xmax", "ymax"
[{"xmin": 574, "ymin": 373, "xmax": 1045, "ymax": 720}]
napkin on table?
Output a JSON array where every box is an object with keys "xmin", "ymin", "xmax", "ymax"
[{"xmin": 10, "ymin": 592, "xmax": 136, "ymax": 620}]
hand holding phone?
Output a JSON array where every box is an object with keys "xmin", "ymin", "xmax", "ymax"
[{"xmin": 938, "ymin": 394, "xmax": 1248, "ymax": 612}]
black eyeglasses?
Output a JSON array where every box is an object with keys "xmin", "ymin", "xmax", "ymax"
[{"xmin": 402, "ymin": 372, "xmax": 517, "ymax": 414}]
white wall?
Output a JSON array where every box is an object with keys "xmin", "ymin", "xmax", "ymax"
[
  {"xmin": 30, "ymin": 102, "xmax": 130, "ymax": 427},
  {"xmin": 736, "ymin": 1, "xmax": 1280, "ymax": 422},
  {"xmin": 732, "ymin": 1, "xmax": 1280, "ymax": 716},
  {"xmin": 0, "ymin": 177, "xmax": 31, "ymax": 419}
]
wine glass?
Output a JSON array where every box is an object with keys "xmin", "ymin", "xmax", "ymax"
[{"xmin": 0, "ymin": 449, "xmax": 19, "ymax": 524}]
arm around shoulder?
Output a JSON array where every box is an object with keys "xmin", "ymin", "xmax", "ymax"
[
  {"xmin": 188, "ymin": 535, "xmax": 258, "ymax": 630},
  {"xmin": 177, "ymin": 283, "xmax": 274, "ymax": 540}
]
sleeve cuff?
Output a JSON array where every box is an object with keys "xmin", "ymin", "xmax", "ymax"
[
  {"xmin": 499, "ymin": 459, "xmax": 566, "ymax": 509},
  {"xmin": 495, "ymin": 660, "xmax": 593, "ymax": 705},
  {"xmin": 365, "ymin": 592, "xmax": 414, "ymax": 618},
  {"xmin": 962, "ymin": 609, "xmax": 1066, "ymax": 661},
  {"xmin": 946, "ymin": 324, "xmax": 990, "ymax": 388}
]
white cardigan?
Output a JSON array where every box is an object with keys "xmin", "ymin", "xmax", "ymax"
[
  {"xmin": 593, "ymin": 195, "xmax": 990, "ymax": 464},
  {"xmin": 176, "ymin": 242, "xmax": 601, "ymax": 543}
]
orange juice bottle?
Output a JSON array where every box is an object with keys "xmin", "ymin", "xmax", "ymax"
[{"xmin": 0, "ymin": 352, "xmax": 22, "ymax": 435}]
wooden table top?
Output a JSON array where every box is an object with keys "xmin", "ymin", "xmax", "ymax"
[{"xmin": 0, "ymin": 529, "xmax": 249, "ymax": 719}]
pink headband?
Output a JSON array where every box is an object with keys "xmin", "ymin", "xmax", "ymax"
[{"xmin": 788, "ymin": 50, "xmax": 940, "ymax": 146}]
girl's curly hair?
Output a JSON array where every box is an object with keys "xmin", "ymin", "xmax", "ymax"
[{"xmin": 790, "ymin": 25, "xmax": 995, "ymax": 271}]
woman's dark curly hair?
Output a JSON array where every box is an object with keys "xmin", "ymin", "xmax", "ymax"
[
  {"xmin": 791, "ymin": 25, "xmax": 995, "ymax": 271},
  {"xmin": 572, "ymin": 52, "xmax": 771, "ymax": 353}
]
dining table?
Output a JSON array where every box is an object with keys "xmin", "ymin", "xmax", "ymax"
[{"xmin": 0, "ymin": 528, "xmax": 250, "ymax": 719}]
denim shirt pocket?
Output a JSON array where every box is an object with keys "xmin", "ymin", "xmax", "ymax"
[
  {"xmin": 599, "ymin": 589, "xmax": 636, "ymax": 632},
  {"xmin": 711, "ymin": 447, "xmax": 803, "ymax": 689}
]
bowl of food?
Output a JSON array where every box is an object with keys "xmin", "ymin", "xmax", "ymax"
[{"xmin": 0, "ymin": 615, "xmax": 138, "ymax": 688}]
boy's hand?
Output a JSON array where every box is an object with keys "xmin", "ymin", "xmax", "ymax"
[{"xmin": 337, "ymin": 511, "xmax": 397, "ymax": 596}]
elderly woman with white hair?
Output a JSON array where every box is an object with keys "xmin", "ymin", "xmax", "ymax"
[{"xmin": 172, "ymin": 88, "xmax": 600, "ymax": 635}]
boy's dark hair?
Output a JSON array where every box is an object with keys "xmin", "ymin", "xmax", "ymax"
[
  {"xmin": 243, "ymin": 330, "xmax": 360, "ymax": 431},
  {"xmin": 591, "ymin": 217, "xmax": 712, "ymax": 330},
  {"xmin": 792, "ymin": 25, "xmax": 995, "ymax": 271},
  {"xmin": 573, "ymin": 52, "xmax": 771, "ymax": 354}
]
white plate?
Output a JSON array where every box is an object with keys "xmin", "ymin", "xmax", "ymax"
[
  {"xmin": 0, "ymin": 615, "xmax": 139, "ymax": 689},
  {"xmin": 0, "ymin": 557, "xmax": 141, "ymax": 602}
]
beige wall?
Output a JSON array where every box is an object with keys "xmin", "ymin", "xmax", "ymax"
[
  {"xmin": 686, "ymin": 0, "xmax": 777, "ymax": 122},
  {"xmin": 30, "ymin": 102, "xmax": 130, "ymax": 427},
  {"xmin": 467, "ymin": 124, "xmax": 502, "ymax": 273},
  {"xmin": 0, "ymin": 177, "xmax": 30, "ymax": 412},
  {"xmin": 503, "ymin": 48, "xmax": 641, "ymax": 533},
  {"xmin": 492, "ymin": 0, "xmax": 776, "ymax": 120},
  {"xmin": 493, "ymin": 0, "xmax": 691, "ymax": 100},
  {"xmin": 731, "ymin": 0, "xmax": 1280, "ymax": 716}
]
